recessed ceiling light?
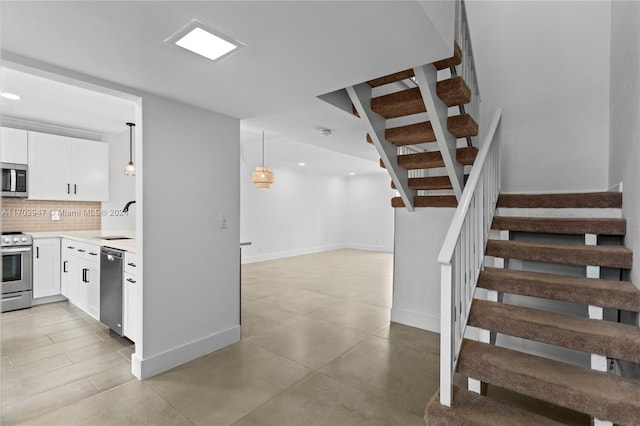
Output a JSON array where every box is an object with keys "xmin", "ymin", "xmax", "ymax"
[
  {"xmin": 1, "ymin": 93, "xmax": 21, "ymax": 100},
  {"xmin": 349, "ymin": 172, "xmax": 356, "ymax": 176},
  {"xmin": 298, "ymin": 162, "xmax": 306, "ymax": 166},
  {"xmin": 166, "ymin": 19, "xmax": 245, "ymax": 63},
  {"xmin": 320, "ymin": 129, "xmax": 332, "ymax": 136}
]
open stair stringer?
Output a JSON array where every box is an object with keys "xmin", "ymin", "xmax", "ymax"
[{"xmin": 347, "ymin": 83, "xmax": 417, "ymax": 211}]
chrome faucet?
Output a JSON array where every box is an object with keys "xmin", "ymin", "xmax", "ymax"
[{"xmin": 122, "ymin": 200, "xmax": 136, "ymax": 213}]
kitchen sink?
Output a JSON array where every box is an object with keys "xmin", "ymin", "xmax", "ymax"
[{"xmin": 99, "ymin": 236, "xmax": 133, "ymax": 241}]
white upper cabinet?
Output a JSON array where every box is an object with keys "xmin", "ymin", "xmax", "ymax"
[
  {"xmin": 28, "ymin": 131, "xmax": 109, "ymax": 201},
  {"xmin": 1, "ymin": 127, "xmax": 29, "ymax": 164}
]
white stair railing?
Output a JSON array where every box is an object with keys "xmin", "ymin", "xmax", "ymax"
[{"xmin": 437, "ymin": 108, "xmax": 502, "ymax": 407}]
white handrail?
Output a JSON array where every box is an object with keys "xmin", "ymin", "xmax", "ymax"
[{"xmin": 437, "ymin": 108, "xmax": 502, "ymax": 407}]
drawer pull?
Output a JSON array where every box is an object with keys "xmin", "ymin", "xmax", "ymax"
[
  {"xmin": 126, "ymin": 278, "xmax": 137, "ymax": 284},
  {"xmin": 127, "ymin": 262, "xmax": 136, "ymax": 267},
  {"xmin": 77, "ymin": 249, "xmax": 86, "ymax": 253}
]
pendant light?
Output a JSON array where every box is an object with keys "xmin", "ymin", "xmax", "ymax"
[
  {"xmin": 252, "ymin": 131, "xmax": 274, "ymax": 189},
  {"xmin": 124, "ymin": 122, "xmax": 136, "ymax": 176}
]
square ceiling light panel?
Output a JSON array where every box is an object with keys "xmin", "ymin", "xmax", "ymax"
[{"xmin": 166, "ymin": 19, "xmax": 246, "ymax": 63}]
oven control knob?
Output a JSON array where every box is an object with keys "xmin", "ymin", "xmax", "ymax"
[
  {"xmin": 13, "ymin": 237, "xmax": 19, "ymax": 243},
  {"xmin": 21, "ymin": 237, "xmax": 28, "ymax": 243},
  {"xmin": 2, "ymin": 237, "xmax": 10, "ymax": 244}
]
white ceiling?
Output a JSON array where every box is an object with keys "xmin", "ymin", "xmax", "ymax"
[{"xmin": 0, "ymin": 1, "xmax": 447, "ymax": 175}]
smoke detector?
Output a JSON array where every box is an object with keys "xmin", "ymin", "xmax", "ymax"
[{"xmin": 320, "ymin": 129, "xmax": 332, "ymax": 137}]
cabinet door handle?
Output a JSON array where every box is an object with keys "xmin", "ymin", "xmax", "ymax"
[
  {"xmin": 63, "ymin": 261, "xmax": 68, "ymax": 273},
  {"xmin": 89, "ymin": 252, "xmax": 98, "ymax": 256},
  {"xmin": 36, "ymin": 247, "xmax": 40, "ymax": 259},
  {"xmin": 126, "ymin": 278, "xmax": 137, "ymax": 284},
  {"xmin": 77, "ymin": 249, "xmax": 86, "ymax": 253},
  {"xmin": 82, "ymin": 268, "xmax": 90, "ymax": 283},
  {"xmin": 127, "ymin": 262, "xmax": 136, "ymax": 268},
  {"xmin": 74, "ymin": 184, "xmax": 77, "ymax": 194},
  {"xmin": 67, "ymin": 183, "xmax": 70, "ymax": 194},
  {"xmin": 67, "ymin": 246, "xmax": 75, "ymax": 249}
]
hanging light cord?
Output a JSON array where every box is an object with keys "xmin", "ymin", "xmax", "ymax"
[
  {"xmin": 261, "ymin": 131, "xmax": 265, "ymax": 167},
  {"xmin": 129, "ymin": 124, "xmax": 133, "ymax": 162}
]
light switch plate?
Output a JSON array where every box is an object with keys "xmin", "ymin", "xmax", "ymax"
[{"xmin": 218, "ymin": 213, "xmax": 228, "ymax": 229}]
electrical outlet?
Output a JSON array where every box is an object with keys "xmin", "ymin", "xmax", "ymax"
[
  {"xmin": 51, "ymin": 210, "xmax": 60, "ymax": 221},
  {"xmin": 218, "ymin": 213, "xmax": 228, "ymax": 229}
]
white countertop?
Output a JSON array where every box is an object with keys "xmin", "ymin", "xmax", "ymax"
[{"xmin": 29, "ymin": 230, "xmax": 136, "ymax": 253}]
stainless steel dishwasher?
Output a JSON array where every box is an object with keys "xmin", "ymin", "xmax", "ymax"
[{"xmin": 100, "ymin": 247, "xmax": 124, "ymax": 336}]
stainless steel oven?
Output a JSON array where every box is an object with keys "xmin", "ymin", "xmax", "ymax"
[{"xmin": 1, "ymin": 232, "xmax": 33, "ymax": 312}]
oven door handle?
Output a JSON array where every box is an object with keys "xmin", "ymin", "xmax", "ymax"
[
  {"xmin": 10, "ymin": 169, "xmax": 16, "ymax": 192},
  {"xmin": 2, "ymin": 247, "xmax": 32, "ymax": 254}
]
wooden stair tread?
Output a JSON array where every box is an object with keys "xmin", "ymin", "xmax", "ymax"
[
  {"xmin": 397, "ymin": 146, "xmax": 478, "ymax": 170},
  {"xmin": 391, "ymin": 195, "xmax": 457, "ymax": 208},
  {"xmin": 371, "ymin": 78, "xmax": 471, "ymax": 119},
  {"xmin": 458, "ymin": 339, "xmax": 640, "ymax": 425},
  {"xmin": 485, "ymin": 239, "xmax": 633, "ymax": 269},
  {"xmin": 469, "ymin": 299, "xmax": 640, "ymax": 363},
  {"xmin": 497, "ymin": 192, "xmax": 622, "ymax": 209},
  {"xmin": 392, "ymin": 177, "xmax": 453, "ymax": 191},
  {"xmin": 478, "ymin": 267, "xmax": 640, "ymax": 312},
  {"xmin": 383, "ymin": 114, "xmax": 478, "ymax": 146},
  {"xmin": 492, "ymin": 216, "xmax": 626, "ymax": 235},
  {"xmin": 368, "ymin": 45, "xmax": 463, "ymax": 89},
  {"xmin": 425, "ymin": 386, "xmax": 563, "ymax": 426}
]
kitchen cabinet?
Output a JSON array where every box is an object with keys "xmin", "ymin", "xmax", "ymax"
[
  {"xmin": 60, "ymin": 239, "xmax": 101, "ymax": 320},
  {"xmin": 28, "ymin": 131, "xmax": 109, "ymax": 201},
  {"xmin": 123, "ymin": 252, "xmax": 138, "ymax": 342},
  {"xmin": 33, "ymin": 238, "xmax": 61, "ymax": 299},
  {"xmin": 0, "ymin": 127, "xmax": 28, "ymax": 164}
]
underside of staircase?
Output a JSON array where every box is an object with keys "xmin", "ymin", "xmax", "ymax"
[
  {"xmin": 350, "ymin": 41, "xmax": 479, "ymax": 210},
  {"xmin": 425, "ymin": 191, "xmax": 640, "ymax": 425}
]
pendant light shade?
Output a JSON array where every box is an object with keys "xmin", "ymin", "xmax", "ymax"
[
  {"xmin": 252, "ymin": 131, "xmax": 274, "ymax": 189},
  {"xmin": 124, "ymin": 122, "xmax": 136, "ymax": 176}
]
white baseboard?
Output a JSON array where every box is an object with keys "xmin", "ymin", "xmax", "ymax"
[
  {"xmin": 131, "ymin": 325, "xmax": 240, "ymax": 380},
  {"xmin": 241, "ymin": 244, "xmax": 345, "ymax": 264},
  {"xmin": 344, "ymin": 243, "xmax": 394, "ymax": 253},
  {"xmin": 32, "ymin": 294, "xmax": 67, "ymax": 305},
  {"xmin": 390, "ymin": 308, "xmax": 440, "ymax": 333}
]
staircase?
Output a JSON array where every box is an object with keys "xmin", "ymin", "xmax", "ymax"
[
  {"xmin": 426, "ymin": 191, "xmax": 640, "ymax": 425},
  {"xmin": 352, "ymin": 44, "xmax": 479, "ymax": 210}
]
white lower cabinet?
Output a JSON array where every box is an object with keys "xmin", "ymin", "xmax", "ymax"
[
  {"xmin": 123, "ymin": 252, "xmax": 138, "ymax": 342},
  {"xmin": 33, "ymin": 238, "xmax": 61, "ymax": 299},
  {"xmin": 60, "ymin": 239, "xmax": 100, "ymax": 320}
]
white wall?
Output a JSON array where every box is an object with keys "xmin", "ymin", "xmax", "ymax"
[
  {"xmin": 140, "ymin": 93, "xmax": 240, "ymax": 378},
  {"xmin": 101, "ymin": 129, "xmax": 135, "ymax": 230},
  {"xmin": 466, "ymin": 1, "xmax": 611, "ymax": 193},
  {"xmin": 240, "ymin": 148, "xmax": 348, "ymax": 263},
  {"xmin": 392, "ymin": 208, "xmax": 455, "ymax": 332},
  {"xmin": 345, "ymin": 173, "xmax": 395, "ymax": 252},
  {"xmin": 609, "ymin": 1, "xmax": 640, "ymax": 290}
]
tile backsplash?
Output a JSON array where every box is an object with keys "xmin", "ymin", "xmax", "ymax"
[{"xmin": 2, "ymin": 199, "xmax": 101, "ymax": 232}]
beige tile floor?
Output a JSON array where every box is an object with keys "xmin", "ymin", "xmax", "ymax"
[{"xmin": 1, "ymin": 249, "xmax": 588, "ymax": 425}]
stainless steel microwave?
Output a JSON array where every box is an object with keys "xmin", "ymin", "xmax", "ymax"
[{"xmin": 1, "ymin": 163, "xmax": 28, "ymax": 198}]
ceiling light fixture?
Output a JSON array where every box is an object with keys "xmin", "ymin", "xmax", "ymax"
[
  {"xmin": 321, "ymin": 129, "xmax": 332, "ymax": 136},
  {"xmin": 166, "ymin": 19, "xmax": 245, "ymax": 63},
  {"xmin": 298, "ymin": 162, "xmax": 305, "ymax": 166},
  {"xmin": 349, "ymin": 172, "xmax": 356, "ymax": 176},
  {"xmin": 124, "ymin": 122, "xmax": 136, "ymax": 176},
  {"xmin": 252, "ymin": 131, "xmax": 274, "ymax": 189},
  {"xmin": 1, "ymin": 92, "xmax": 21, "ymax": 100}
]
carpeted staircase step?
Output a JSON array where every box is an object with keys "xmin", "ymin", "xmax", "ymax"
[
  {"xmin": 383, "ymin": 114, "xmax": 478, "ymax": 146},
  {"xmin": 371, "ymin": 77, "xmax": 471, "ymax": 119},
  {"xmin": 457, "ymin": 339, "xmax": 640, "ymax": 425},
  {"xmin": 425, "ymin": 386, "xmax": 563, "ymax": 426},
  {"xmin": 497, "ymin": 192, "xmax": 623, "ymax": 209},
  {"xmin": 468, "ymin": 299, "xmax": 640, "ymax": 363},
  {"xmin": 397, "ymin": 146, "xmax": 478, "ymax": 170},
  {"xmin": 485, "ymin": 239, "xmax": 632, "ymax": 268},
  {"xmin": 391, "ymin": 195, "xmax": 457, "ymax": 208},
  {"xmin": 391, "ymin": 176, "xmax": 453, "ymax": 191},
  {"xmin": 477, "ymin": 267, "xmax": 640, "ymax": 312},
  {"xmin": 491, "ymin": 216, "xmax": 627, "ymax": 235},
  {"xmin": 367, "ymin": 44, "xmax": 463, "ymax": 88}
]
